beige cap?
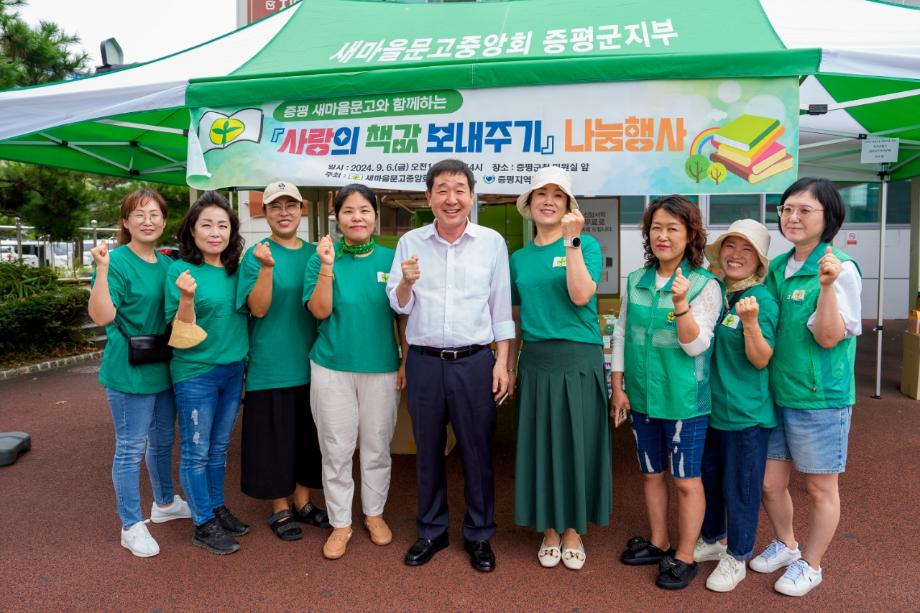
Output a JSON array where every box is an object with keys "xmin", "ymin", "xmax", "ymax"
[
  {"xmin": 515, "ymin": 166, "xmax": 579, "ymax": 220},
  {"xmin": 263, "ymin": 180, "xmax": 303, "ymax": 204},
  {"xmin": 705, "ymin": 218, "xmax": 771, "ymax": 276}
]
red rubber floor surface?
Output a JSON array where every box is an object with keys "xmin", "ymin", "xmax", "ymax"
[{"xmin": 0, "ymin": 320, "xmax": 916, "ymax": 611}]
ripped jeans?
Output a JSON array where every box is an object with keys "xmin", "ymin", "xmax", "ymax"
[{"xmin": 174, "ymin": 361, "xmax": 245, "ymax": 526}]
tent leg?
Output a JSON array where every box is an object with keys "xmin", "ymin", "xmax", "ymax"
[{"xmin": 873, "ymin": 172, "xmax": 888, "ymax": 400}]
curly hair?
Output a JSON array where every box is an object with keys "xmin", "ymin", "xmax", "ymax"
[
  {"xmin": 176, "ymin": 191, "xmax": 244, "ymax": 275},
  {"xmin": 118, "ymin": 189, "xmax": 167, "ymax": 246},
  {"xmin": 641, "ymin": 195, "xmax": 707, "ymax": 268}
]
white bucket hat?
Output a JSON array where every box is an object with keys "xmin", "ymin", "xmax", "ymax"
[
  {"xmin": 705, "ymin": 218, "xmax": 771, "ymax": 277},
  {"xmin": 515, "ymin": 166, "xmax": 579, "ymax": 219},
  {"xmin": 263, "ymin": 180, "xmax": 303, "ymax": 204}
]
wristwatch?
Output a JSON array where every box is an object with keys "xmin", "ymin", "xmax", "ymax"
[{"xmin": 563, "ymin": 236, "xmax": 582, "ymax": 249}]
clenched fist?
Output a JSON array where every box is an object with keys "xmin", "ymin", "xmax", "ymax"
[
  {"xmin": 401, "ymin": 255, "xmax": 420, "ymax": 285},
  {"xmin": 671, "ymin": 268, "xmax": 690, "ymax": 306},
  {"xmin": 561, "ymin": 209, "xmax": 585, "ymax": 239},
  {"xmin": 176, "ymin": 270, "xmax": 197, "ymax": 299},
  {"xmin": 735, "ymin": 295, "xmax": 760, "ymax": 326},
  {"xmin": 818, "ymin": 246, "xmax": 841, "ymax": 287},
  {"xmin": 317, "ymin": 234, "xmax": 335, "ymax": 266},
  {"xmin": 252, "ymin": 241, "xmax": 275, "ymax": 268},
  {"xmin": 90, "ymin": 242, "xmax": 109, "ymax": 268}
]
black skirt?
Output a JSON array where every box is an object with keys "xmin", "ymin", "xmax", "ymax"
[{"xmin": 240, "ymin": 384, "xmax": 323, "ymax": 499}]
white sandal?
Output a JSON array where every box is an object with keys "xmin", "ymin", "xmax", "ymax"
[
  {"xmin": 562, "ymin": 537, "xmax": 586, "ymax": 570},
  {"xmin": 538, "ymin": 537, "xmax": 562, "ymax": 568}
]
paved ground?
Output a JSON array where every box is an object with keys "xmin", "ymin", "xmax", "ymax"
[{"xmin": 1, "ymin": 320, "xmax": 917, "ymax": 612}]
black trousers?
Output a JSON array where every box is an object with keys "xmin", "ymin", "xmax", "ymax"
[{"xmin": 406, "ymin": 347, "xmax": 497, "ymax": 541}]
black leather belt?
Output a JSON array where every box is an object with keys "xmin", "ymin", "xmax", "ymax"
[{"xmin": 410, "ymin": 344, "xmax": 489, "ymax": 361}]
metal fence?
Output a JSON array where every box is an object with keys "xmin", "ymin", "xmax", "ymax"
[{"xmin": 0, "ymin": 218, "xmax": 119, "ymax": 274}]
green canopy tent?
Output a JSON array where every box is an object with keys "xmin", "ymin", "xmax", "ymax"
[{"xmin": 0, "ymin": 0, "xmax": 918, "ymax": 395}]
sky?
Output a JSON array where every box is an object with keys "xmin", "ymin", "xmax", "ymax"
[{"xmin": 16, "ymin": 0, "xmax": 239, "ymax": 68}]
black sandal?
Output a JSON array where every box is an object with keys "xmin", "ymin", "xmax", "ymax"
[
  {"xmin": 268, "ymin": 509, "xmax": 303, "ymax": 541},
  {"xmin": 292, "ymin": 502, "xmax": 331, "ymax": 528}
]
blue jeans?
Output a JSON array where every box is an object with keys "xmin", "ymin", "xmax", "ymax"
[
  {"xmin": 630, "ymin": 411, "xmax": 709, "ymax": 479},
  {"xmin": 174, "ymin": 362, "xmax": 245, "ymax": 526},
  {"xmin": 105, "ymin": 388, "xmax": 177, "ymax": 529},
  {"xmin": 767, "ymin": 406, "xmax": 851, "ymax": 474},
  {"xmin": 700, "ymin": 425, "xmax": 771, "ymax": 560}
]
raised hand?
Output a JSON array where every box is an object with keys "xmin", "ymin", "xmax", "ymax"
[
  {"xmin": 176, "ymin": 270, "xmax": 197, "ymax": 299},
  {"xmin": 401, "ymin": 255, "xmax": 420, "ymax": 285},
  {"xmin": 561, "ymin": 209, "xmax": 585, "ymax": 239},
  {"xmin": 252, "ymin": 241, "xmax": 275, "ymax": 268},
  {"xmin": 735, "ymin": 295, "xmax": 760, "ymax": 326},
  {"xmin": 317, "ymin": 234, "xmax": 335, "ymax": 266},
  {"xmin": 671, "ymin": 268, "xmax": 690, "ymax": 306},
  {"xmin": 818, "ymin": 246, "xmax": 841, "ymax": 287},
  {"xmin": 90, "ymin": 242, "xmax": 109, "ymax": 268}
]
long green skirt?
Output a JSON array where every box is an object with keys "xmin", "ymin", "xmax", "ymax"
[{"xmin": 514, "ymin": 340, "xmax": 612, "ymax": 534}]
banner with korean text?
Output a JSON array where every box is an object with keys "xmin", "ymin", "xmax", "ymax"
[{"xmin": 187, "ymin": 78, "xmax": 798, "ymax": 195}]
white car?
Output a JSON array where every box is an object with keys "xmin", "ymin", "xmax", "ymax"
[{"xmin": 0, "ymin": 246, "xmax": 39, "ymax": 267}]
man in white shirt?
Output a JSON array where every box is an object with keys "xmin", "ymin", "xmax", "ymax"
[{"xmin": 387, "ymin": 159, "xmax": 514, "ymax": 572}]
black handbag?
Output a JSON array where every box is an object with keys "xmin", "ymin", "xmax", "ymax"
[{"xmin": 112, "ymin": 320, "xmax": 173, "ymax": 365}]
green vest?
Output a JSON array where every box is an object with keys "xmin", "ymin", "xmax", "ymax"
[
  {"xmin": 624, "ymin": 260, "xmax": 720, "ymax": 420},
  {"xmin": 766, "ymin": 243, "xmax": 861, "ymax": 409}
]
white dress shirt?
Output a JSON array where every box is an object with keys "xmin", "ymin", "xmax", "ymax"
[{"xmin": 387, "ymin": 221, "xmax": 515, "ymax": 348}]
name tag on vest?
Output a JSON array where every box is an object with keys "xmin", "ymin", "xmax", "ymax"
[
  {"xmin": 376, "ymin": 271, "xmax": 389, "ymax": 283},
  {"xmin": 721, "ymin": 313, "xmax": 741, "ymax": 329},
  {"xmin": 552, "ymin": 256, "xmax": 567, "ymax": 268},
  {"xmin": 788, "ymin": 289, "xmax": 806, "ymax": 303}
]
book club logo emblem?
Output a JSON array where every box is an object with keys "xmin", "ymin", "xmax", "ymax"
[{"xmin": 198, "ymin": 109, "xmax": 264, "ymax": 154}]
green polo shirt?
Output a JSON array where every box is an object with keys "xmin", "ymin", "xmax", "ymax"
[
  {"xmin": 164, "ymin": 259, "xmax": 248, "ymax": 383},
  {"xmin": 303, "ymin": 246, "xmax": 399, "ymax": 373},
  {"xmin": 93, "ymin": 246, "xmax": 172, "ymax": 395},
  {"xmin": 710, "ymin": 284, "xmax": 779, "ymax": 430},
  {"xmin": 236, "ymin": 238, "xmax": 317, "ymax": 392},
  {"xmin": 510, "ymin": 235, "xmax": 603, "ymax": 345}
]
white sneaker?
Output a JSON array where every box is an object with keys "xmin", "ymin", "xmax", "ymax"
[
  {"xmin": 749, "ymin": 539, "xmax": 801, "ymax": 573},
  {"xmin": 694, "ymin": 537, "xmax": 727, "ymax": 562},
  {"xmin": 150, "ymin": 495, "xmax": 192, "ymax": 523},
  {"xmin": 774, "ymin": 558, "xmax": 822, "ymax": 597},
  {"xmin": 120, "ymin": 521, "xmax": 160, "ymax": 557},
  {"xmin": 706, "ymin": 552, "xmax": 746, "ymax": 592}
]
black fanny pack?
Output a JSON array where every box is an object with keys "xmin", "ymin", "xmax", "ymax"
[{"xmin": 113, "ymin": 320, "xmax": 173, "ymax": 365}]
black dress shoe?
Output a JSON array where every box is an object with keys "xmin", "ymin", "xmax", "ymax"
[
  {"xmin": 404, "ymin": 532, "xmax": 449, "ymax": 566},
  {"xmin": 620, "ymin": 536, "xmax": 675, "ymax": 566},
  {"xmin": 656, "ymin": 555, "xmax": 699, "ymax": 590},
  {"xmin": 464, "ymin": 539, "xmax": 496, "ymax": 572}
]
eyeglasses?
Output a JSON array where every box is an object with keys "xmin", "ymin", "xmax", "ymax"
[
  {"xmin": 776, "ymin": 205, "xmax": 824, "ymax": 218},
  {"xmin": 129, "ymin": 212, "xmax": 163, "ymax": 223},
  {"xmin": 265, "ymin": 202, "xmax": 301, "ymax": 214}
]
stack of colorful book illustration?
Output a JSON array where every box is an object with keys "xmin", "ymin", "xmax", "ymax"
[{"xmin": 711, "ymin": 114, "xmax": 792, "ymax": 184}]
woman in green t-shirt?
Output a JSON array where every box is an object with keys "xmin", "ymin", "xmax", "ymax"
[
  {"xmin": 508, "ymin": 166, "xmax": 611, "ymax": 571},
  {"xmin": 165, "ymin": 191, "xmax": 249, "ymax": 556},
  {"xmin": 88, "ymin": 189, "xmax": 190, "ymax": 558},
  {"xmin": 695, "ymin": 219, "xmax": 779, "ymax": 593},
  {"xmin": 304, "ymin": 184, "xmax": 401, "ymax": 561}
]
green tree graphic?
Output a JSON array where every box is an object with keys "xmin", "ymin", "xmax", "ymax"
[
  {"xmin": 684, "ymin": 155, "xmax": 710, "ymax": 183},
  {"xmin": 708, "ymin": 162, "xmax": 727, "ymax": 184}
]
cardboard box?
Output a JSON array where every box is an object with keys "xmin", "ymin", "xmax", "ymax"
[{"xmin": 900, "ymin": 332, "xmax": 920, "ymax": 400}]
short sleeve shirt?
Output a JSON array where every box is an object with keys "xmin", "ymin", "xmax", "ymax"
[
  {"xmin": 236, "ymin": 239, "xmax": 318, "ymax": 392},
  {"xmin": 93, "ymin": 246, "xmax": 172, "ymax": 394},
  {"xmin": 165, "ymin": 259, "xmax": 248, "ymax": 383},
  {"xmin": 303, "ymin": 247, "xmax": 399, "ymax": 373},
  {"xmin": 510, "ymin": 235, "xmax": 603, "ymax": 345}
]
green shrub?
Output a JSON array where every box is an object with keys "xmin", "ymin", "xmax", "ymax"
[
  {"xmin": 0, "ymin": 285, "xmax": 89, "ymax": 356},
  {"xmin": 0, "ymin": 262, "xmax": 58, "ymax": 298}
]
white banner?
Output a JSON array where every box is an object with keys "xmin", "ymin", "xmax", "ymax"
[{"xmin": 188, "ymin": 78, "xmax": 799, "ymax": 195}]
